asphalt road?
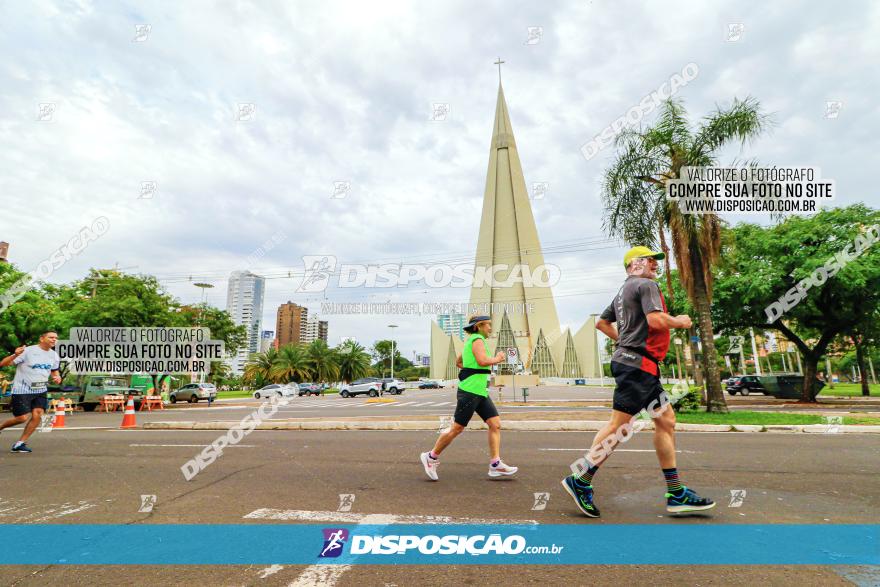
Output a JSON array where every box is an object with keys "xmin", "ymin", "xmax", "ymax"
[
  {"xmin": 1, "ymin": 426, "xmax": 877, "ymax": 585},
  {"xmin": 13, "ymin": 385, "xmax": 877, "ymax": 429}
]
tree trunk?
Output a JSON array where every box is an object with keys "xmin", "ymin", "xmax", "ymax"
[
  {"xmin": 852, "ymin": 335, "xmax": 869, "ymax": 397},
  {"xmin": 658, "ymin": 219, "xmax": 674, "ymax": 306},
  {"xmin": 689, "ymin": 253, "xmax": 727, "ymax": 412},
  {"xmin": 802, "ymin": 355, "xmax": 820, "ymax": 402}
]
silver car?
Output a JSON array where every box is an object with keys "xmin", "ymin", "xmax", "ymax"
[{"xmin": 170, "ymin": 383, "xmax": 217, "ymax": 404}]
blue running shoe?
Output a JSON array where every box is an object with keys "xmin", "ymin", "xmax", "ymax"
[
  {"xmin": 11, "ymin": 443, "xmax": 32, "ymax": 454},
  {"xmin": 666, "ymin": 486, "xmax": 715, "ymax": 513},
  {"xmin": 561, "ymin": 475, "xmax": 600, "ymax": 518}
]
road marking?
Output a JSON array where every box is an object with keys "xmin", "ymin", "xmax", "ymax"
[
  {"xmin": 243, "ymin": 509, "xmax": 539, "ymax": 525},
  {"xmin": 129, "ymin": 444, "xmax": 255, "ymax": 448},
  {"xmin": 394, "ymin": 401, "xmax": 417, "ymax": 406},
  {"xmin": 538, "ymin": 448, "xmax": 695, "ymax": 453},
  {"xmin": 257, "ymin": 510, "xmax": 539, "ymax": 587},
  {"xmin": 258, "ymin": 564, "xmax": 284, "ymax": 579}
]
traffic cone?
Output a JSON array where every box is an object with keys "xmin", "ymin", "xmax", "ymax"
[
  {"xmin": 120, "ymin": 398, "xmax": 137, "ymax": 429},
  {"xmin": 51, "ymin": 399, "xmax": 66, "ymax": 429}
]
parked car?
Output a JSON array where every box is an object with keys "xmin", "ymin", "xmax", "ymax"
[
  {"xmin": 380, "ymin": 377, "xmax": 405, "ymax": 395},
  {"xmin": 418, "ymin": 380, "xmax": 441, "ymax": 389},
  {"xmin": 725, "ymin": 376, "xmax": 767, "ymax": 396},
  {"xmin": 170, "ymin": 383, "xmax": 217, "ymax": 404},
  {"xmin": 252, "ymin": 383, "xmax": 298, "ymax": 399},
  {"xmin": 339, "ymin": 377, "xmax": 382, "ymax": 398},
  {"xmin": 298, "ymin": 382, "xmax": 323, "ymax": 396}
]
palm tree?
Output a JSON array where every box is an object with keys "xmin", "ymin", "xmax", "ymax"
[
  {"xmin": 602, "ymin": 97, "xmax": 770, "ymax": 412},
  {"xmin": 243, "ymin": 348, "xmax": 278, "ymax": 387},
  {"xmin": 335, "ymin": 340, "xmax": 371, "ymax": 383},
  {"xmin": 270, "ymin": 344, "xmax": 313, "ymax": 383},
  {"xmin": 306, "ymin": 339, "xmax": 340, "ymax": 384}
]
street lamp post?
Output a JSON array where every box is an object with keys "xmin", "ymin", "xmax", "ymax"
[
  {"xmin": 388, "ymin": 324, "xmax": 398, "ymax": 379},
  {"xmin": 193, "ymin": 283, "xmax": 214, "ymax": 384}
]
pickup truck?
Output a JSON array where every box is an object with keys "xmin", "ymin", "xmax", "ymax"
[
  {"xmin": 60, "ymin": 376, "xmax": 143, "ymax": 411},
  {"xmin": 1, "ymin": 375, "xmax": 143, "ymax": 412}
]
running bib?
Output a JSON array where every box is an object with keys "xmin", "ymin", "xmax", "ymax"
[{"xmin": 28, "ymin": 381, "xmax": 48, "ymax": 393}]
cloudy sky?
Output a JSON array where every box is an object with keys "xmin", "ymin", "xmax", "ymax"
[{"xmin": 2, "ymin": 0, "xmax": 877, "ymax": 358}]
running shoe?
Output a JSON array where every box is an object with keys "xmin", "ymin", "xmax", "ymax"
[
  {"xmin": 420, "ymin": 451, "xmax": 439, "ymax": 481},
  {"xmin": 561, "ymin": 475, "xmax": 600, "ymax": 518},
  {"xmin": 666, "ymin": 487, "xmax": 716, "ymax": 513},
  {"xmin": 488, "ymin": 460, "xmax": 518, "ymax": 477},
  {"xmin": 11, "ymin": 443, "xmax": 32, "ymax": 454}
]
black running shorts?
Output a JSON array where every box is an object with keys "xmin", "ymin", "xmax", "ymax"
[
  {"xmin": 453, "ymin": 389, "xmax": 499, "ymax": 426},
  {"xmin": 11, "ymin": 393, "xmax": 49, "ymax": 417},
  {"xmin": 611, "ymin": 361, "xmax": 665, "ymax": 416}
]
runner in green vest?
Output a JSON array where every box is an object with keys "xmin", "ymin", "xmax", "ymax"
[{"xmin": 420, "ymin": 315, "xmax": 518, "ymax": 480}]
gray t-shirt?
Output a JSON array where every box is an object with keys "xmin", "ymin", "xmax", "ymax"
[
  {"xmin": 12, "ymin": 345, "xmax": 60, "ymax": 394},
  {"xmin": 600, "ymin": 276, "xmax": 670, "ymax": 374}
]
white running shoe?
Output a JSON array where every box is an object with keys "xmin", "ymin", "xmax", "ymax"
[
  {"xmin": 488, "ymin": 460, "xmax": 518, "ymax": 477},
  {"xmin": 420, "ymin": 451, "xmax": 439, "ymax": 481}
]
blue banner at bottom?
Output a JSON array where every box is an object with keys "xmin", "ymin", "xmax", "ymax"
[{"xmin": 1, "ymin": 524, "xmax": 877, "ymax": 565}]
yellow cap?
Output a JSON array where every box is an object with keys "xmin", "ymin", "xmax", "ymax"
[{"xmin": 623, "ymin": 246, "xmax": 665, "ymax": 267}]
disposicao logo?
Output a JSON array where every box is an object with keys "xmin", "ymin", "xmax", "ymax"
[{"xmin": 319, "ymin": 528, "xmax": 349, "ymax": 558}]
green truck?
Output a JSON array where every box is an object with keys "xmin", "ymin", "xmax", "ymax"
[{"xmin": 1, "ymin": 375, "xmax": 144, "ymax": 412}]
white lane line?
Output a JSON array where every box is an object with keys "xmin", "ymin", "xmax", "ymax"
[
  {"xmin": 37, "ymin": 426, "xmax": 115, "ymax": 430},
  {"xmin": 266, "ymin": 510, "xmax": 538, "ymax": 587},
  {"xmin": 394, "ymin": 401, "xmax": 417, "ymax": 406},
  {"xmin": 538, "ymin": 448, "xmax": 695, "ymax": 453},
  {"xmin": 288, "ymin": 564, "xmax": 351, "ymax": 586},
  {"xmin": 258, "ymin": 564, "xmax": 284, "ymax": 579},
  {"xmin": 129, "ymin": 444, "xmax": 255, "ymax": 448},
  {"xmin": 244, "ymin": 509, "xmax": 538, "ymax": 525},
  {"xmin": 21, "ymin": 501, "xmax": 98, "ymax": 523}
]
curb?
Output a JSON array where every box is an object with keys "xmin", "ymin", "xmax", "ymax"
[{"xmin": 142, "ymin": 420, "xmax": 880, "ymax": 434}]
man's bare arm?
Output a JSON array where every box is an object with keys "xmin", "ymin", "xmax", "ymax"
[
  {"xmin": 596, "ymin": 318, "xmax": 618, "ymax": 341},
  {"xmin": 0, "ymin": 346, "xmax": 26, "ymax": 368}
]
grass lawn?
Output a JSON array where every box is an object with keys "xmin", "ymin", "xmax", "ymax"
[
  {"xmin": 675, "ymin": 410, "xmax": 880, "ymax": 426},
  {"xmin": 816, "ymin": 383, "xmax": 878, "ymax": 397}
]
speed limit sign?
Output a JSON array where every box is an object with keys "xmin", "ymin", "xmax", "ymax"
[{"xmin": 506, "ymin": 348, "xmax": 519, "ymax": 365}]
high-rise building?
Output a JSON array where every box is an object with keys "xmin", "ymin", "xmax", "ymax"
[
  {"xmin": 430, "ymin": 80, "xmax": 600, "ymax": 381},
  {"xmin": 437, "ymin": 313, "xmax": 466, "ymax": 341},
  {"xmin": 226, "ymin": 270, "xmax": 265, "ymax": 373},
  {"xmin": 259, "ymin": 330, "xmax": 274, "ymax": 353},
  {"xmin": 302, "ymin": 314, "xmax": 329, "ymax": 344},
  {"xmin": 276, "ymin": 302, "xmax": 308, "ymax": 347}
]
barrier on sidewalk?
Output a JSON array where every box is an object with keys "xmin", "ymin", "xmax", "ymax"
[
  {"xmin": 139, "ymin": 396, "xmax": 164, "ymax": 411},
  {"xmin": 99, "ymin": 395, "xmax": 126, "ymax": 412}
]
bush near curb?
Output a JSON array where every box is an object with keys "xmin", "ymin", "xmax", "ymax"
[{"xmin": 673, "ymin": 385, "xmax": 703, "ymax": 413}]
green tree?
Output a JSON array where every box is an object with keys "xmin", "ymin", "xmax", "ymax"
[
  {"xmin": 712, "ymin": 204, "xmax": 880, "ymax": 401},
  {"xmin": 0, "ymin": 263, "xmax": 66, "ymax": 350},
  {"xmin": 270, "ymin": 344, "xmax": 313, "ymax": 383},
  {"xmin": 336, "ymin": 340, "xmax": 371, "ymax": 383},
  {"xmin": 371, "ymin": 339, "xmax": 411, "ymax": 376},
  {"xmin": 244, "ymin": 348, "xmax": 278, "ymax": 388},
  {"xmin": 306, "ymin": 339, "xmax": 339, "ymax": 383},
  {"xmin": 602, "ymin": 97, "xmax": 770, "ymax": 412}
]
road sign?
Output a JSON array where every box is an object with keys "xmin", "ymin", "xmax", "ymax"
[
  {"xmin": 506, "ymin": 348, "xmax": 519, "ymax": 365},
  {"xmin": 728, "ymin": 336, "xmax": 744, "ymax": 354}
]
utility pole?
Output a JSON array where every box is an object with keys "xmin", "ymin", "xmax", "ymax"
[{"xmin": 749, "ymin": 328, "xmax": 762, "ymax": 376}]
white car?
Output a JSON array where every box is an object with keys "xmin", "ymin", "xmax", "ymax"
[
  {"xmin": 253, "ymin": 383, "xmax": 298, "ymax": 399},
  {"xmin": 339, "ymin": 378, "xmax": 382, "ymax": 398}
]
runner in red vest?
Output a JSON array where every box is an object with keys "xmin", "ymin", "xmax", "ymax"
[{"xmin": 561, "ymin": 247, "xmax": 715, "ymax": 517}]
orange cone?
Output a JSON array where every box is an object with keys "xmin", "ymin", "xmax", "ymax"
[
  {"xmin": 120, "ymin": 398, "xmax": 137, "ymax": 429},
  {"xmin": 51, "ymin": 399, "xmax": 66, "ymax": 429}
]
